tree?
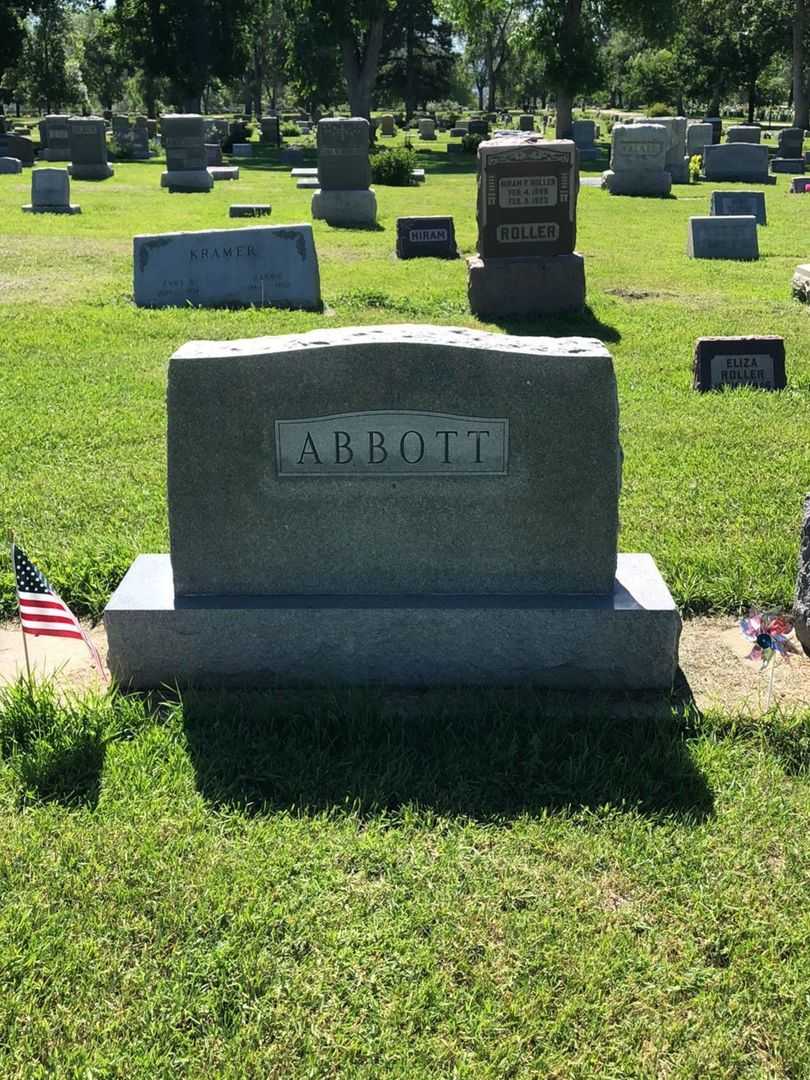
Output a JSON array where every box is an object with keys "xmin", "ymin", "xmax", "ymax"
[
  {"xmin": 793, "ymin": 0, "xmax": 808, "ymax": 129},
  {"xmin": 114, "ymin": 0, "xmax": 253, "ymax": 113},
  {"xmin": 0, "ymin": 2, "xmax": 29, "ymax": 88},
  {"xmin": 282, "ymin": 0, "xmax": 346, "ymax": 116},
  {"xmin": 377, "ymin": 0, "xmax": 456, "ymax": 117},
  {"xmin": 442, "ymin": 0, "xmax": 519, "ymax": 111},
  {"xmin": 79, "ymin": 10, "xmax": 128, "ymax": 111},
  {"xmin": 19, "ymin": 0, "xmax": 79, "ymax": 112}
]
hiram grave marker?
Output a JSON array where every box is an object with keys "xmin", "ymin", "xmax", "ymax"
[
  {"xmin": 468, "ymin": 135, "xmax": 585, "ymax": 317},
  {"xmin": 692, "ymin": 336, "xmax": 786, "ymax": 391},
  {"xmin": 709, "ymin": 190, "xmax": 767, "ymax": 225},
  {"xmin": 396, "ymin": 216, "xmax": 458, "ymax": 259},
  {"xmin": 104, "ymin": 325, "xmax": 680, "ymax": 690},
  {"xmin": 687, "ymin": 215, "xmax": 758, "ymax": 260},
  {"xmin": 133, "ymin": 224, "xmax": 320, "ymax": 309}
]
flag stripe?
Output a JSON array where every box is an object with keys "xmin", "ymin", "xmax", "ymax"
[
  {"xmin": 17, "ymin": 596, "xmax": 67, "ymax": 610},
  {"xmin": 20, "ymin": 613, "xmax": 78, "ymax": 626},
  {"xmin": 22, "ymin": 627, "xmax": 85, "ymax": 641}
]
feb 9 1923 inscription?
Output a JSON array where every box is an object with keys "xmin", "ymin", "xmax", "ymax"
[{"xmin": 275, "ymin": 411, "xmax": 509, "ymax": 476}]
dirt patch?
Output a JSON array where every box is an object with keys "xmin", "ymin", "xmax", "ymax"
[
  {"xmin": 606, "ymin": 287, "xmax": 679, "ymax": 301},
  {"xmin": 1, "ymin": 616, "xmax": 808, "ymax": 714}
]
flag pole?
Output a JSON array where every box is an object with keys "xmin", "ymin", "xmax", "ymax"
[{"xmin": 7, "ymin": 530, "xmax": 32, "ymax": 682}]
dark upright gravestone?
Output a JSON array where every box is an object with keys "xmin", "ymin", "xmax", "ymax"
[
  {"xmin": 709, "ymin": 190, "xmax": 767, "ymax": 225},
  {"xmin": 396, "ymin": 216, "xmax": 458, "ymax": 259},
  {"xmin": 692, "ymin": 336, "xmax": 786, "ymax": 391},
  {"xmin": 41, "ymin": 115, "xmax": 70, "ymax": 160},
  {"xmin": 311, "ymin": 117, "xmax": 376, "ymax": 227},
  {"xmin": 67, "ymin": 116, "xmax": 113, "ymax": 180},
  {"xmin": 161, "ymin": 114, "xmax": 213, "ymax": 192}
]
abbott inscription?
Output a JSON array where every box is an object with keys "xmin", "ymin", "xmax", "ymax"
[{"xmin": 275, "ymin": 411, "xmax": 509, "ymax": 476}]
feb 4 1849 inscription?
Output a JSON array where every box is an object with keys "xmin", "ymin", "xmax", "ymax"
[{"xmin": 275, "ymin": 411, "xmax": 509, "ymax": 476}]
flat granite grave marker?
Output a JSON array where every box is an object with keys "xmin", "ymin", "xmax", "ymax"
[
  {"xmin": 791, "ymin": 177, "xmax": 810, "ymax": 193},
  {"xmin": 709, "ymin": 190, "xmax": 767, "ymax": 225},
  {"xmin": 0, "ymin": 157, "xmax": 22, "ymax": 174},
  {"xmin": 133, "ymin": 224, "xmax": 320, "ymax": 309},
  {"xmin": 791, "ymin": 263, "xmax": 810, "ymax": 301},
  {"xmin": 67, "ymin": 116, "xmax": 113, "ymax": 180},
  {"xmin": 692, "ymin": 336, "xmax": 786, "ymax": 391},
  {"xmin": 312, "ymin": 117, "xmax": 377, "ymax": 227},
  {"xmin": 687, "ymin": 215, "xmax": 758, "ymax": 259},
  {"xmin": 396, "ymin": 215, "xmax": 458, "ymax": 259},
  {"xmin": 104, "ymin": 324, "xmax": 680, "ymax": 690},
  {"xmin": 23, "ymin": 167, "xmax": 80, "ymax": 213},
  {"xmin": 702, "ymin": 143, "xmax": 770, "ymax": 183},
  {"xmin": 229, "ymin": 204, "xmax": 271, "ymax": 218},
  {"xmin": 468, "ymin": 134, "xmax": 585, "ymax": 316}
]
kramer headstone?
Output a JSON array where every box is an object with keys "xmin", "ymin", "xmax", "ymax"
[
  {"xmin": 41, "ymin": 115, "xmax": 70, "ymax": 161},
  {"xmin": 686, "ymin": 122, "xmax": 713, "ymax": 157},
  {"xmin": 133, "ymin": 224, "xmax": 320, "ymax": 309},
  {"xmin": 793, "ymin": 494, "xmax": 810, "ymax": 656},
  {"xmin": 603, "ymin": 123, "xmax": 671, "ymax": 196},
  {"xmin": 67, "ymin": 117, "xmax": 113, "ymax": 180},
  {"xmin": 692, "ymin": 336, "xmax": 785, "ymax": 391},
  {"xmin": 726, "ymin": 125, "xmax": 761, "ymax": 144},
  {"xmin": 702, "ymin": 143, "xmax": 769, "ymax": 183},
  {"xmin": 161, "ymin": 114, "xmax": 213, "ymax": 192},
  {"xmin": 687, "ymin": 216, "xmax": 758, "ymax": 260},
  {"xmin": 468, "ymin": 135, "xmax": 585, "ymax": 317},
  {"xmin": 22, "ymin": 167, "xmax": 80, "ymax": 213},
  {"xmin": 311, "ymin": 117, "xmax": 377, "ymax": 227},
  {"xmin": 396, "ymin": 215, "xmax": 458, "ymax": 259},
  {"xmin": 0, "ymin": 157, "xmax": 22, "ymax": 174},
  {"xmin": 104, "ymin": 324, "xmax": 680, "ymax": 690},
  {"xmin": 709, "ymin": 190, "xmax": 767, "ymax": 225}
]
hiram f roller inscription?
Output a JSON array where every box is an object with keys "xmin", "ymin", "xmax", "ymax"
[{"xmin": 276, "ymin": 412, "xmax": 509, "ymax": 476}]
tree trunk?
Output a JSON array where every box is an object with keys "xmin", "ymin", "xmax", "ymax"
[
  {"xmin": 340, "ymin": 15, "xmax": 385, "ymax": 119},
  {"xmin": 182, "ymin": 93, "xmax": 202, "ymax": 113},
  {"xmin": 747, "ymin": 81, "xmax": 756, "ymax": 123},
  {"xmin": 555, "ymin": 88, "xmax": 573, "ymax": 137},
  {"xmin": 555, "ymin": 0, "xmax": 580, "ymax": 137},
  {"xmin": 794, "ymin": 0, "xmax": 809, "ymax": 130},
  {"xmin": 405, "ymin": 11, "xmax": 416, "ymax": 121},
  {"xmin": 477, "ymin": 83, "xmax": 485, "ymax": 110}
]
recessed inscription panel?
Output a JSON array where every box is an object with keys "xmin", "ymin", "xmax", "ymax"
[
  {"xmin": 498, "ymin": 175, "xmax": 558, "ymax": 208},
  {"xmin": 709, "ymin": 353, "xmax": 774, "ymax": 386},
  {"xmin": 275, "ymin": 411, "xmax": 509, "ymax": 477}
]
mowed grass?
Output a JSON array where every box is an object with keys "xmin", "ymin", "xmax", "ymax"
[
  {"xmin": 1, "ymin": 138, "xmax": 809, "ymax": 615},
  {"xmin": 0, "ymin": 677, "xmax": 809, "ymax": 1077}
]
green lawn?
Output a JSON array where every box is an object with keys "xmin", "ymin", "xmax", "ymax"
[{"xmin": 2, "ymin": 137, "xmax": 810, "ymax": 1077}]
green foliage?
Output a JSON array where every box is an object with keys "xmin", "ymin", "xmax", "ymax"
[
  {"xmin": 627, "ymin": 49, "xmax": 679, "ymax": 110},
  {"xmin": 461, "ymin": 131, "xmax": 483, "ymax": 153},
  {"xmin": 689, "ymin": 153, "xmax": 702, "ymax": 181},
  {"xmin": 280, "ymin": 121, "xmax": 300, "ymax": 136},
  {"xmin": 370, "ymin": 144, "xmax": 416, "ymax": 184},
  {"xmin": 647, "ymin": 100, "xmax": 673, "ymax": 117}
]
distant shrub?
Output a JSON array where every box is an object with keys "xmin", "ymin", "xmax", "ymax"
[
  {"xmin": 371, "ymin": 145, "xmax": 416, "ymax": 186},
  {"xmin": 648, "ymin": 102, "xmax": 672, "ymax": 117},
  {"xmin": 281, "ymin": 122, "xmax": 301, "ymax": 137},
  {"xmin": 461, "ymin": 132, "xmax": 484, "ymax": 154},
  {"xmin": 110, "ymin": 137, "xmax": 135, "ymax": 160},
  {"xmin": 689, "ymin": 153, "xmax": 702, "ymax": 182}
]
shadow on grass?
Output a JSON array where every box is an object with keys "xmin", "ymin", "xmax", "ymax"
[
  {"xmin": 181, "ymin": 680, "xmax": 713, "ymax": 823},
  {"xmin": 489, "ymin": 304, "xmax": 622, "ymax": 344}
]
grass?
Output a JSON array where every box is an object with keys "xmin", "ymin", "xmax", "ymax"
[
  {"xmin": 0, "ymin": 677, "xmax": 809, "ymax": 1076},
  {"xmin": 1, "ymin": 137, "xmax": 809, "ymax": 617}
]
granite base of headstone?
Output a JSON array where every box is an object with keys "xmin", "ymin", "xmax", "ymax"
[
  {"xmin": 297, "ymin": 177, "xmax": 320, "ymax": 189},
  {"xmin": 133, "ymin": 224, "xmax": 320, "ymax": 309},
  {"xmin": 603, "ymin": 123, "xmax": 671, "ymax": 196},
  {"xmin": 702, "ymin": 143, "xmax": 771, "ymax": 183},
  {"xmin": 793, "ymin": 494, "xmax": 810, "ymax": 656},
  {"xmin": 396, "ymin": 216, "xmax": 457, "ymax": 259},
  {"xmin": 467, "ymin": 254, "xmax": 586, "ymax": 317},
  {"xmin": 104, "ymin": 325, "xmax": 681, "ymax": 690},
  {"xmin": 692, "ymin": 336, "xmax": 786, "ymax": 391},
  {"xmin": 229, "ymin": 204, "xmax": 271, "ymax": 218},
  {"xmin": 709, "ymin": 190, "xmax": 767, "ymax": 225},
  {"xmin": 0, "ymin": 157, "xmax": 22, "ymax": 174},
  {"xmin": 22, "ymin": 167, "xmax": 81, "ymax": 213},
  {"xmin": 687, "ymin": 216, "xmax": 758, "ymax": 260},
  {"xmin": 771, "ymin": 158, "xmax": 805, "ymax": 174}
]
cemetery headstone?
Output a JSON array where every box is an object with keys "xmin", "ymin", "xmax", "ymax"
[
  {"xmin": 603, "ymin": 123, "xmax": 671, "ymax": 196},
  {"xmin": 793, "ymin": 494, "xmax": 810, "ymax": 656},
  {"xmin": 777, "ymin": 127, "xmax": 804, "ymax": 158},
  {"xmin": 468, "ymin": 119, "xmax": 489, "ymax": 137},
  {"xmin": 771, "ymin": 156, "xmax": 805, "ymax": 174},
  {"xmin": 104, "ymin": 324, "xmax": 680, "ymax": 690},
  {"xmin": 112, "ymin": 115, "xmax": 133, "ymax": 155},
  {"xmin": 205, "ymin": 143, "xmax": 223, "ymax": 166},
  {"xmin": 380, "ymin": 114, "xmax": 395, "ymax": 136},
  {"xmin": 0, "ymin": 157, "xmax": 22, "ymax": 174},
  {"xmin": 0, "ymin": 133, "xmax": 34, "ymax": 165},
  {"xmin": 396, "ymin": 216, "xmax": 458, "ymax": 259},
  {"xmin": 311, "ymin": 117, "xmax": 377, "ymax": 227},
  {"xmin": 791, "ymin": 262, "xmax": 810, "ymax": 301},
  {"xmin": 229, "ymin": 204, "xmax": 272, "ymax": 218},
  {"xmin": 418, "ymin": 118, "xmax": 436, "ymax": 140},
  {"xmin": 702, "ymin": 143, "xmax": 770, "ymax": 183},
  {"xmin": 232, "ymin": 142, "xmax": 253, "ymax": 157},
  {"xmin": 687, "ymin": 215, "xmax": 758, "ymax": 260},
  {"xmin": 571, "ymin": 119, "xmax": 598, "ymax": 161},
  {"xmin": 260, "ymin": 116, "xmax": 280, "ymax": 146},
  {"xmin": 648, "ymin": 116, "xmax": 689, "ymax": 183},
  {"xmin": 161, "ymin": 114, "xmax": 213, "ymax": 192},
  {"xmin": 22, "ymin": 167, "xmax": 80, "ymax": 213},
  {"xmin": 132, "ymin": 116, "xmax": 150, "ymax": 158},
  {"xmin": 519, "ymin": 114, "xmax": 534, "ymax": 131},
  {"xmin": 468, "ymin": 134, "xmax": 585, "ymax": 317},
  {"xmin": 41, "ymin": 115, "xmax": 70, "ymax": 161},
  {"xmin": 686, "ymin": 122, "xmax": 713, "ymax": 157},
  {"xmin": 133, "ymin": 224, "xmax": 320, "ymax": 309},
  {"xmin": 709, "ymin": 190, "xmax": 766, "ymax": 225},
  {"xmin": 726, "ymin": 125, "xmax": 761, "ymax": 143},
  {"xmin": 692, "ymin": 336, "xmax": 786, "ymax": 391},
  {"xmin": 67, "ymin": 116, "xmax": 113, "ymax": 180},
  {"xmin": 207, "ymin": 165, "xmax": 240, "ymax": 182},
  {"xmin": 790, "ymin": 176, "xmax": 810, "ymax": 192},
  {"xmin": 703, "ymin": 117, "xmax": 723, "ymax": 143}
]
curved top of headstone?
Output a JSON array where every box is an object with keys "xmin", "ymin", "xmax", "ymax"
[{"xmin": 172, "ymin": 324, "xmax": 610, "ymax": 362}]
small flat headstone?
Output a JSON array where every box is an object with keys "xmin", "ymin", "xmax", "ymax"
[
  {"xmin": 791, "ymin": 177, "xmax": 810, "ymax": 193},
  {"xmin": 291, "ymin": 167, "xmax": 318, "ymax": 178},
  {"xmin": 208, "ymin": 165, "xmax": 239, "ymax": 181},
  {"xmin": 296, "ymin": 177, "xmax": 320, "ymax": 189},
  {"xmin": 0, "ymin": 157, "xmax": 22, "ymax": 174},
  {"xmin": 709, "ymin": 190, "xmax": 766, "ymax": 225},
  {"xmin": 229, "ymin": 204, "xmax": 271, "ymax": 218},
  {"xmin": 771, "ymin": 158, "xmax": 805, "ymax": 174},
  {"xmin": 396, "ymin": 216, "xmax": 458, "ymax": 259},
  {"xmin": 687, "ymin": 216, "xmax": 758, "ymax": 260},
  {"xmin": 133, "ymin": 224, "xmax": 320, "ymax": 309},
  {"xmin": 693, "ymin": 336, "xmax": 786, "ymax": 391},
  {"xmin": 232, "ymin": 143, "xmax": 253, "ymax": 157},
  {"xmin": 411, "ymin": 168, "xmax": 426, "ymax": 183}
]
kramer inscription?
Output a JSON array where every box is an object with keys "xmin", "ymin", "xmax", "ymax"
[{"xmin": 276, "ymin": 411, "xmax": 509, "ymax": 476}]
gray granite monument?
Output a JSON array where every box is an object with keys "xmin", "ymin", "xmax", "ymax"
[
  {"xmin": 161, "ymin": 113, "xmax": 213, "ymax": 192},
  {"xmin": 603, "ymin": 123, "xmax": 671, "ymax": 196},
  {"xmin": 311, "ymin": 117, "xmax": 377, "ymax": 226},
  {"xmin": 23, "ymin": 167, "xmax": 81, "ymax": 213},
  {"xmin": 702, "ymin": 143, "xmax": 770, "ymax": 183},
  {"xmin": 67, "ymin": 117, "xmax": 113, "ymax": 180},
  {"xmin": 687, "ymin": 216, "xmax": 758, "ymax": 260},
  {"xmin": 40, "ymin": 115, "xmax": 70, "ymax": 160},
  {"xmin": 709, "ymin": 190, "xmax": 767, "ymax": 225},
  {"xmin": 104, "ymin": 324, "xmax": 680, "ymax": 690},
  {"xmin": 692, "ymin": 336, "xmax": 786, "ymax": 391}
]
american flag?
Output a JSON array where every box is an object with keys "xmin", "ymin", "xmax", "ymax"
[{"xmin": 12, "ymin": 544, "xmax": 106, "ymax": 676}]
